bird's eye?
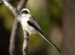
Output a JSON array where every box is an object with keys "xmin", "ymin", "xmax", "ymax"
[{"xmin": 22, "ymin": 10, "xmax": 28, "ymax": 14}]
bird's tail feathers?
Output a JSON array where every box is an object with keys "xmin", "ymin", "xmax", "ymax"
[{"xmin": 37, "ymin": 30, "xmax": 61, "ymax": 52}]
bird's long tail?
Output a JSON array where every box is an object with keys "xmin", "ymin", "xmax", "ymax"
[
  {"xmin": 38, "ymin": 30, "xmax": 61, "ymax": 52},
  {"xmin": 27, "ymin": 20, "xmax": 61, "ymax": 52}
]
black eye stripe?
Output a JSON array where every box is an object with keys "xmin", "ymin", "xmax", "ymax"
[{"xmin": 22, "ymin": 10, "xmax": 28, "ymax": 14}]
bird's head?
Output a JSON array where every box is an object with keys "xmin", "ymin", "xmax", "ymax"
[{"xmin": 21, "ymin": 8, "xmax": 30, "ymax": 14}]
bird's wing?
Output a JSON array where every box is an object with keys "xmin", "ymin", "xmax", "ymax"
[
  {"xmin": 27, "ymin": 16, "xmax": 61, "ymax": 52},
  {"xmin": 28, "ymin": 16, "xmax": 41, "ymax": 30}
]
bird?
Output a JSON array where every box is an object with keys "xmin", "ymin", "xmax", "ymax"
[{"xmin": 18, "ymin": 8, "xmax": 61, "ymax": 52}]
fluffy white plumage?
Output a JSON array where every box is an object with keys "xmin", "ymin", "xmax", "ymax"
[{"xmin": 20, "ymin": 13, "xmax": 36, "ymax": 34}]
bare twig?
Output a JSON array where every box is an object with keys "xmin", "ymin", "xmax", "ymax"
[
  {"xmin": 17, "ymin": 0, "xmax": 28, "ymax": 11},
  {"xmin": 2, "ymin": 0, "xmax": 19, "ymax": 16},
  {"xmin": 0, "ymin": 0, "xmax": 19, "ymax": 4},
  {"xmin": 2, "ymin": 0, "xmax": 19, "ymax": 55},
  {"xmin": 10, "ymin": 0, "xmax": 28, "ymax": 55},
  {"xmin": 9, "ymin": 18, "xmax": 18, "ymax": 55},
  {"xmin": 22, "ymin": 32, "xmax": 29, "ymax": 55},
  {"xmin": 9, "ymin": 0, "xmax": 28, "ymax": 55},
  {"xmin": 2, "ymin": 0, "xmax": 28, "ymax": 55}
]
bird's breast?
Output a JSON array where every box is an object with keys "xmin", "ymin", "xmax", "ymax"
[{"xmin": 20, "ymin": 16, "xmax": 36, "ymax": 34}]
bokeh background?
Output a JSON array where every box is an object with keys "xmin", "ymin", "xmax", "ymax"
[{"xmin": 0, "ymin": 0, "xmax": 63, "ymax": 55}]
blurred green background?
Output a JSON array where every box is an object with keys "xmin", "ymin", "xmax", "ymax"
[{"xmin": 0, "ymin": 0, "xmax": 63, "ymax": 55}]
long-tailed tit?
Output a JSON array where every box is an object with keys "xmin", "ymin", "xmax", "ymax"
[{"xmin": 18, "ymin": 8, "xmax": 61, "ymax": 52}]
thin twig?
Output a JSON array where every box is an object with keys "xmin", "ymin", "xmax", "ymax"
[
  {"xmin": 2, "ymin": 0, "xmax": 19, "ymax": 16},
  {"xmin": 0, "ymin": 0, "xmax": 19, "ymax": 4},
  {"xmin": 10, "ymin": 0, "xmax": 28, "ymax": 55},
  {"xmin": 17, "ymin": 0, "xmax": 28, "ymax": 11},
  {"xmin": 2, "ymin": 0, "xmax": 28, "ymax": 55},
  {"xmin": 9, "ymin": 18, "xmax": 18, "ymax": 55},
  {"xmin": 22, "ymin": 32, "xmax": 29, "ymax": 55},
  {"xmin": 2, "ymin": 0, "xmax": 19, "ymax": 55}
]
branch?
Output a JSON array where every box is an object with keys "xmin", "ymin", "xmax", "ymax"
[
  {"xmin": 9, "ymin": 18, "xmax": 18, "ymax": 55},
  {"xmin": 0, "ymin": 0, "xmax": 19, "ymax": 5},
  {"xmin": 2, "ymin": 0, "xmax": 19, "ymax": 55},
  {"xmin": 17, "ymin": 0, "xmax": 28, "ymax": 11},
  {"xmin": 22, "ymin": 32, "xmax": 29, "ymax": 55},
  {"xmin": 2, "ymin": 0, "xmax": 19, "ymax": 16},
  {"xmin": 9, "ymin": 0, "xmax": 28, "ymax": 55},
  {"xmin": 2, "ymin": 0, "xmax": 28, "ymax": 55}
]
